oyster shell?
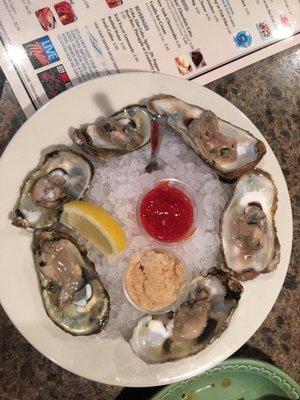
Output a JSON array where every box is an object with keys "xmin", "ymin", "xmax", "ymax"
[
  {"xmin": 221, "ymin": 169, "xmax": 280, "ymax": 280},
  {"xmin": 32, "ymin": 230, "xmax": 110, "ymax": 335},
  {"xmin": 12, "ymin": 150, "xmax": 93, "ymax": 229},
  {"xmin": 72, "ymin": 106, "xmax": 152, "ymax": 159},
  {"xmin": 147, "ymin": 94, "xmax": 266, "ymax": 179},
  {"xmin": 130, "ymin": 269, "xmax": 242, "ymax": 363}
]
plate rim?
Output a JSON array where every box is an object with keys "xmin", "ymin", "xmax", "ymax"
[{"xmin": 0, "ymin": 72, "xmax": 293, "ymax": 387}]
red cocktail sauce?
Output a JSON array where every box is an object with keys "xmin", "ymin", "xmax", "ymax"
[{"xmin": 139, "ymin": 182, "xmax": 195, "ymax": 243}]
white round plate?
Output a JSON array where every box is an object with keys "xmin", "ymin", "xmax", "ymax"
[{"xmin": 0, "ymin": 73, "xmax": 292, "ymax": 387}]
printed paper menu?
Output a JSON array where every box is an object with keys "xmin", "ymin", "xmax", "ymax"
[{"xmin": 0, "ymin": 0, "xmax": 299, "ymax": 116}]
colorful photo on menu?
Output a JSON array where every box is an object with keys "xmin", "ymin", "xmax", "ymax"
[
  {"xmin": 190, "ymin": 49, "xmax": 207, "ymax": 69},
  {"xmin": 54, "ymin": 1, "xmax": 77, "ymax": 25},
  {"xmin": 256, "ymin": 22, "xmax": 272, "ymax": 40},
  {"xmin": 23, "ymin": 36, "xmax": 60, "ymax": 70},
  {"xmin": 105, "ymin": 0, "xmax": 123, "ymax": 8},
  {"xmin": 37, "ymin": 64, "xmax": 72, "ymax": 99},
  {"xmin": 175, "ymin": 55, "xmax": 193, "ymax": 76},
  {"xmin": 35, "ymin": 8, "xmax": 57, "ymax": 31},
  {"xmin": 280, "ymin": 13, "xmax": 292, "ymax": 29}
]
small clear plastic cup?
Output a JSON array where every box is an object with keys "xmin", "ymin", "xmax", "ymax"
[
  {"xmin": 137, "ymin": 178, "xmax": 199, "ymax": 245},
  {"xmin": 123, "ymin": 247, "xmax": 190, "ymax": 314}
]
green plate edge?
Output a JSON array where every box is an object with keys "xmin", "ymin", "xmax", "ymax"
[{"xmin": 152, "ymin": 358, "xmax": 300, "ymax": 400}]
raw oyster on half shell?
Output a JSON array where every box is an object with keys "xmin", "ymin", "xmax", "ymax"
[
  {"xmin": 32, "ymin": 230, "xmax": 110, "ymax": 335},
  {"xmin": 147, "ymin": 94, "xmax": 266, "ymax": 179},
  {"xmin": 221, "ymin": 169, "xmax": 280, "ymax": 280},
  {"xmin": 72, "ymin": 106, "xmax": 152, "ymax": 159},
  {"xmin": 12, "ymin": 150, "xmax": 93, "ymax": 229},
  {"xmin": 130, "ymin": 269, "xmax": 242, "ymax": 363}
]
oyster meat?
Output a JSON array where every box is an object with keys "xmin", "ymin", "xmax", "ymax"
[
  {"xmin": 12, "ymin": 150, "xmax": 93, "ymax": 229},
  {"xmin": 72, "ymin": 106, "xmax": 152, "ymax": 159},
  {"xmin": 33, "ymin": 230, "xmax": 110, "ymax": 335},
  {"xmin": 130, "ymin": 269, "xmax": 242, "ymax": 363},
  {"xmin": 221, "ymin": 169, "xmax": 280, "ymax": 280},
  {"xmin": 147, "ymin": 94, "xmax": 266, "ymax": 179}
]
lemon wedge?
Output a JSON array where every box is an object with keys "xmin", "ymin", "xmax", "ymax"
[{"xmin": 61, "ymin": 201, "xmax": 127, "ymax": 256}]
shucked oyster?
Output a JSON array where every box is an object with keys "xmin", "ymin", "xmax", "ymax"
[
  {"xmin": 12, "ymin": 150, "xmax": 93, "ymax": 229},
  {"xmin": 147, "ymin": 94, "xmax": 266, "ymax": 179},
  {"xmin": 33, "ymin": 230, "xmax": 109, "ymax": 335},
  {"xmin": 72, "ymin": 106, "xmax": 152, "ymax": 159},
  {"xmin": 130, "ymin": 269, "xmax": 242, "ymax": 363},
  {"xmin": 221, "ymin": 169, "xmax": 280, "ymax": 280}
]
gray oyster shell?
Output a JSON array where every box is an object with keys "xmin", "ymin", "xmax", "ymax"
[
  {"xmin": 12, "ymin": 150, "xmax": 93, "ymax": 229},
  {"xmin": 130, "ymin": 268, "xmax": 242, "ymax": 363},
  {"xmin": 220, "ymin": 169, "xmax": 280, "ymax": 281},
  {"xmin": 32, "ymin": 230, "xmax": 110, "ymax": 336},
  {"xmin": 147, "ymin": 94, "xmax": 266, "ymax": 180},
  {"xmin": 72, "ymin": 106, "xmax": 152, "ymax": 159}
]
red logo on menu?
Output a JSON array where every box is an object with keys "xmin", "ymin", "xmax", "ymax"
[{"xmin": 26, "ymin": 43, "xmax": 50, "ymax": 66}]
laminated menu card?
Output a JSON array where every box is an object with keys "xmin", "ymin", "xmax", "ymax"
[{"xmin": 0, "ymin": 0, "xmax": 299, "ymax": 117}]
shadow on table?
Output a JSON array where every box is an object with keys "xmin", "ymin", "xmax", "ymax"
[
  {"xmin": 115, "ymin": 386, "xmax": 163, "ymax": 400},
  {"xmin": 234, "ymin": 344, "xmax": 275, "ymax": 364}
]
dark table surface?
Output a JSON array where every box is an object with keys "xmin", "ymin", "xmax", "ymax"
[{"xmin": 0, "ymin": 46, "xmax": 299, "ymax": 399}]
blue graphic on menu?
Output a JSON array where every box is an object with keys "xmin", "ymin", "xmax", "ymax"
[
  {"xmin": 23, "ymin": 35, "xmax": 59, "ymax": 69},
  {"xmin": 234, "ymin": 31, "xmax": 253, "ymax": 48},
  {"xmin": 38, "ymin": 36, "xmax": 59, "ymax": 63}
]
